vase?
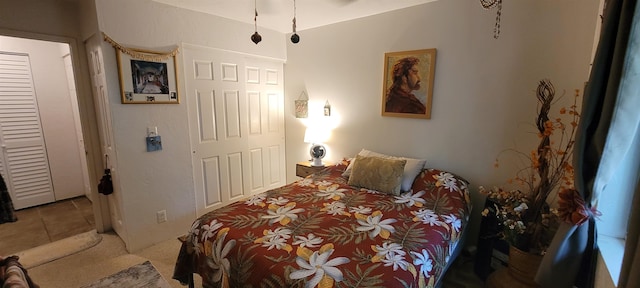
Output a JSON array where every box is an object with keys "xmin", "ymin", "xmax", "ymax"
[{"xmin": 485, "ymin": 246, "xmax": 543, "ymax": 288}]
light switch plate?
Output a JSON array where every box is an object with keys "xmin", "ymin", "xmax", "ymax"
[
  {"xmin": 156, "ymin": 210, "xmax": 167, "ymax": 223},
  {"xmin": 147, "ymin": 126, "xmax": 158, "ymax": 136}
]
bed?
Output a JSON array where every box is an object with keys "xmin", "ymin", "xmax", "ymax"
[{"xmin": 173, "ymin": 156, "xmax": 471, "ymax": 288}]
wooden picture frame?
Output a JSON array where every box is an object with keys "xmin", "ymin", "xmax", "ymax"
[
  {"xmin": 116, "ymin": 48, "xmax": 180, "ymax": 104},
  {"xmin": 381, "ymin": 49, "xmax": 436, "ymax": 119}
]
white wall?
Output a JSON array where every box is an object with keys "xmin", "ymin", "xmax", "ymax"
[
  {"xmin": 94, "ymin": 0, "xmax": 287, "ymax": 251},
  {"xmin": 284, "ymin": 0, "xmax": 600, "ymax": 248},
  {"xmin": 0, "ymin": 0, "xmax": 79, "ymax": 39},
  {"xmin": 0, "ymin": 36, "xmax": 87, "ymax": 201},
  {"xmin": 78, "ymin": 0, "xmax": 99, "ymax": 42}
]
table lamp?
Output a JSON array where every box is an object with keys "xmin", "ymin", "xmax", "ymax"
[{"xmin": 303, "ymin": 126, "xmax": 329, "ymax": 167}]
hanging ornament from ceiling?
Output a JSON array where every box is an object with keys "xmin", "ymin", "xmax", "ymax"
[
  {"xmin": 251, "ymin": 0, "xmax": 262, "ymax": 44},
  {"xmin": 480, "ymin": 0, "xmax": 502, "ymax": 39},
  {"xmin": 290, "ymin": 0, "xmax": 300, "ymax": 43}
]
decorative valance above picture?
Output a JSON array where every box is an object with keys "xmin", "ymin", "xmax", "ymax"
[{"xmin": 103, "ymin": 33, "xmax": 180, "ymax": 104}]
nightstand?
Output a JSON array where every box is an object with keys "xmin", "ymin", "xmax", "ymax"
[{"xmin": 296, "ymin": 161, "xmax": 330, "ymax": 178}]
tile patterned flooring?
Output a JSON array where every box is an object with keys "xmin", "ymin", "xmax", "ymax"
[{"xmin": 0, "ymin": 196, "xmax": 94, "ymax": 255}]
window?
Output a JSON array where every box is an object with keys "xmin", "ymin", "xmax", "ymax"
[{"xmin": 593, "ymin": 40, "xmax": 640, "ymax": 286}]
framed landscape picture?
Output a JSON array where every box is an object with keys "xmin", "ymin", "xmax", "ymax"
[
  {"xmin": 116, "ymin": 48, "xmax": 180, "ymax": 104},
  {"xmin": 381, "ymin": 48, "xmax": 436, "ymax": 119}
]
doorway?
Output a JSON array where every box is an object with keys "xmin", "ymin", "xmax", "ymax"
[{"xmin": 0, "ymin": 35, "xmax": 94, "ymax": 252}]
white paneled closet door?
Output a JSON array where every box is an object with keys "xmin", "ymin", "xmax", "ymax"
[
  {"xmin": 0, "ymin": 52, "xmax": 55, "ymax": 209},
  {"xmin": 183, "ymin": 44, "xmax": 286, "ymax": 217}
]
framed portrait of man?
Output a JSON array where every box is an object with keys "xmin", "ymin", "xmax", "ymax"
[{"xmin": 381, "ymin": 49, "xmax": 436, "ymax": 119}]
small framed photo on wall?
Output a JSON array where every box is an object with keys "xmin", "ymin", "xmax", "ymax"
[
  {"xmin": 116, "ymin": 48, "xmax": 180, "ymax": 104},
  {"xmin": 381, "ymin": 49, "xmax": 436, "ymax": 119}
]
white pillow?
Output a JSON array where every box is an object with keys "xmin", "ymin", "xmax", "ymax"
[{"xmin": 343, "ymin": 149, "xmax": 426, "ymax": 192}]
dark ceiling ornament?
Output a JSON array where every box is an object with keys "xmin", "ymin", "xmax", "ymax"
[
  {"xmin": 480, "ymin": 0, "xmax": 502, "ymax": 39},
  {"xmin": 251, "ymin": 0, "xmax": 262, "ymax": 44},
  {"xmin": 291, "ymin": 0, "xmax": 300, "ymax": 43}
]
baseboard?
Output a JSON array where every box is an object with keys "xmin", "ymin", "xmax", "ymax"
[{"xmin": 15, "ymin": 230, "xmax": 102, "ymax": 269}]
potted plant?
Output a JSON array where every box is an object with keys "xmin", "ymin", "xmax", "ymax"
[{"xmin": 481, "ymin": 79, "xmax": 591, "ymax": 287}]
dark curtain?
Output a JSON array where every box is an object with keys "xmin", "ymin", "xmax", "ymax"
[
  {"xmin": 536, "ymin": 0, "xmax": 638, "ymax": 287},
  {"xmin": 0, "ymin": 173, "xmax": 17, "ymax": 224}
]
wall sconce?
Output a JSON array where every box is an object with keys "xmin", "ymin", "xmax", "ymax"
[
  {"xmin": 324, "ymin": 100, "xmax": 331, "ymax": 116},
  {"xmin": 295, "ymin": 91, "xmax": 308, "ymax": 118}
]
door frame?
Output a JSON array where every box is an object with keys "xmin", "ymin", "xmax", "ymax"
[{"xmin": 0, "ymin": 28, "xmax": 110, "ymax": 233}]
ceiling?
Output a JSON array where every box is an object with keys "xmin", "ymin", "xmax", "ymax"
[{"xmin": 152, "ymin": 0, "xmax": 437, "ymax": 33}]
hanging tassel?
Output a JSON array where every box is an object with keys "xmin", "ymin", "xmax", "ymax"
[
  {"xmin": 251, "ymin": 0, "xmax": 262, "ymax": 44},
  {"xmin": 291, "ymin": 0, "xmax": 300, "ymax": 43}
]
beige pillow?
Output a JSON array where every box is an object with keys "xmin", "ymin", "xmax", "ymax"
[
  {"xmin": 347, "ymin": 155, "xmax": 406, "ymax": 195},
  {"xmin": 343, "ymin": 149, "xmax": 426, "ymax": 192}
]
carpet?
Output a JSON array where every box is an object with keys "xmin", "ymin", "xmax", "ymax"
[
  {"xmin": 16, "ymin": 230, "xmax": 102, "ymax": 269},
  {"xmin": 441, "ymin": 252, "xmax": 486, "ymax": 288},
  {"xmin": 80, "ymin": 260, "xmax": 171, "ymax": 288}
]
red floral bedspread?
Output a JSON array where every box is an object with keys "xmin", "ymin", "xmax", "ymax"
[{"xmin": 173, "ymin": 161, "xmax": 471, "ymax": 288}]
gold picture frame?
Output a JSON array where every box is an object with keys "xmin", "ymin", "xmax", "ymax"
[
  {"xmin": 116, "ymin": 48, "xmax": 180, "ymax": 104},
  {"xmin": 381, "ymin": 49, "xmax": 436, "ymax": 119}
]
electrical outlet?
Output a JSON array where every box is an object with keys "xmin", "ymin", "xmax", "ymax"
[{"xmin": 156, "ymin": 210, "xmax": 167, "ymax": 223}]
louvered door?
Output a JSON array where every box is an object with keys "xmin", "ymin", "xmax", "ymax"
[{"xmin": 0, "ymin": 52, "xmax": 55, "ymax": 209}]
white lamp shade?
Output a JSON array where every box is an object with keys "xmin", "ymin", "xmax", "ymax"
[
  {"xmin": 304, "ymin": 125, "xmax": 330, "ymax": 167},
  {"xmin": 303, "ymin": 126, "xmax": 330, "ymax": 144}
]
